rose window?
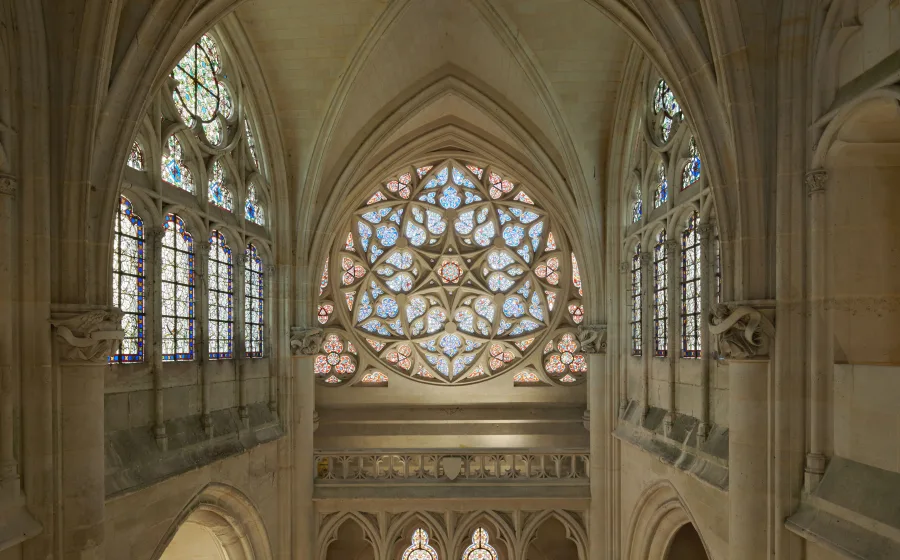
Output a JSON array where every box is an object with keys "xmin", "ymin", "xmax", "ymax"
[
  {"xmin": 542, "ymin": 333, "xmax": 588, "ymax": 384},
  {"xmin": 317, "ymin": 159, "xmax": 585, "ymax": 385},
  {"xmin": 314, "ymin": 334, "xmax": 358, "ymax": 384}
]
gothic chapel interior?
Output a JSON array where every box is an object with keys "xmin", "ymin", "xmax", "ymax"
[{"xmin": 2, "ymin": 0, "xmax": 900, "ymax": 559}]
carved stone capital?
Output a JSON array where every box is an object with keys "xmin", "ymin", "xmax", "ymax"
[
  {"xmin": 640, "ymin": 252, "xmax": 653, "ymax": 266},
  {"xmin": 665, "ymin": 239, "xmax": 680, "ymax": 255},
  {"xmin": 195, "ymin": 240, "xmax": 212, "ymax": 252},
  {"xmin": 150, "ymin": 225, "xmax": 167, "ymax": 243},
  {"xmin": 708, "ymin": 303, "xmax": 775, "ymax": 359},
  {"xmin": 0, "ymin": 174, "xmax": 16, "ymax": 197},
  {"xmin": 577, "ymin": 324, "xmax": 608, "ymax": 354},
  {"xmin": 290, "ymin": 327, "xmax": 324, "ymax": 356},
  {"xmin": 234, "ymin": 253, "xmax": 248, "ymax": 267},
  {"xmin": 697, "ymin": 222, "xmax": 715, "ymax": 240},
  {"xmin": 266, "ymin": 264, "xmax": 276, "ymax": 275},
  {"xmin": 50, "ymin": 306, "xmax": 125, "ymax": 363},
  {"xmin": 619, "ymin": 261, "xmax": 629, "ymax": 274},
  {"xmin": 805, "ymin": 170, "xmax": 828, "ymax": 197}
]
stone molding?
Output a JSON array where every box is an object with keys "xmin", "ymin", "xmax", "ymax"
[
  {"xmin": 640, "ymin": 252, "xmax": 652, "ymax": 266},
  {"xmin": 577, "ymin": 325, "xmax": 607, "ymax": 354},
  {"xmin": 50, "ymin": 307, "xmax": 125, "ymax": 363},
  {"xmin": 619, "ymin": 261, "xmax": 629, "ymax": 274},
  {"xmin": 290, "ymin": 327, "xmax": 323, "ymax": 356},
  {"xmin": 805, "ymin": 169, "xmax": 827, "ymax": 197},
  {"xmin": 708, "ymin": 303, "xmax": 775, "ymax": 359},
  {"xmin": 697, "ymin": 221, "xmax": 714, "ymax": 239},
  {"xmin": 0, "ymin": 174, "xmax": 16, "ymax": 198}
]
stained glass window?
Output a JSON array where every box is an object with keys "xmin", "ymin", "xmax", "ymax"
[
  {"xmin": 360, "ymin": 371, "xmax": 388, "ymax": 385},
  {"xmin": 652, "ymin": 79, "xmax": 682, "ymax": 143},
  {"xmin": 513, "ymin": 370, "xmax": 541, "ymax": 384},
  {"xmin": 631, "ymin": 185, "xmax": 642, "ymax": 224},
  {"xmin": 402, "ymin": 528, "xmax": 438, "ymax": 560},
  {"xmin": 161, "ymin": 135, "xmax": 194, "ymax": 193},
  {"xmin": 208, "ymin": 231, "xmax": 234, "ymax": 359},
  {"xmin": 315, "ymin": 333, "xmax": 358, "ymax": 384},
  {"xmin": 653, "ymin": 162, "xmax": 667, "ymax": 208},
  {"xmin": 653, "ymin": 230, "xmax": 668, "ymax": 357},
  {"xmin": 172, "ymin": 34, "xmax": 222, "ymax": 126},
  {"xmin": 245, "ymin": 182, "xmax": 265, "ymax": 225},
  {"xmin": 682, "ymin": 137, "xmax": 701, "ymax": 189},
  {"xmin": 631, "ymin": 243, "xmax": 642, "ymax": 356},
  {"xmin": 111, "ymin": 196, "xmax": 145, "ymax": 362},
  {"xmin": 681, "ymin": 212, "xmax": 701, "ymax": 358},
  {"xmin": 161, "ymin": 214, "xmax": 195, "ymax": 361},
  {"xmin": 715, "ymin": 233, "xmax": 722, "ymax": 303},
  {"xmin": 127, "ymin": 141, "xmax": 144, "ymax": 170},
  {"xmin": 318, "ymin": 159, "xmax": 583, "ymax": 386},
  {"xmin": 208, "ymin": 160, "xmax": 233, "ymax": 211},
  {"xmin": 245, "ymin": 120, "xmax": 259, "ymax": 169},
  {"xmin": 462, "ymin": 528, "xmax": 498, "ymax": 560},
  {"xmin": 543, "ymin": 333, "xmax": 587, "ymax": 384},
  {"xmin": 245, "ymin": 243, "xmax": 264, "ymax": 357}
]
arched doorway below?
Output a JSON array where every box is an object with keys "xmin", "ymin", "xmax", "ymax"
[
  {"xmin": 160, "ymin": 521, "xmax": 230, "ymax": 560},
  {"xmin": 666, "ymin": 523, "xmax": 709, "ymax": 560}
]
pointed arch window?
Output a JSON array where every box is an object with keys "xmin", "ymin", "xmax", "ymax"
[
  {"xmin": 245, "ymin": 119, "xmax": 259, "ymax": 169},
  {"xmin": 682, "ymin": 137, "xmax": 701, "ymax": 189},
  {"xmin": 462, "ymin": 528, "xmax": 498, "ymax": 560},
  {"xmin": 161, "ymin": 214, "xmax": 195, "ymax": 361},
  {"xmin": 127, "ymin": 141, "xmax": 144, "ymax": 170},
  {"xmin": 245, "ymin": 182, "xmax": 265, "ymax": 225},
  {"xmin": 208, "ymin": 160, "xmax": 233, "ymax": 211},
  {"xmin": 653, "ymin": 162, "xmax": 668, "ymax": 208},
  {"xmin": 631, "ymin": 185, "xmax": 642, "ymax": 224},
  {"xmin": 111, "ymin": 196, "xmax": 145, "ymax": 362},
  {"xmin": 681, "ymin": 212, "xmax": 701, "ymax": 358},
  {"xmin": 245, "ymin": 243, "xmax": 265, "ymax": 357},
  {"xmin": 630, "ymin": 243, "xmax": 642, "ymax": 356},
  {"xmin": 402, "ymin": 528, "xmax": 439, "ymax": 560},
  {"xmin": 208, "ymin": 231, "xmax": 234, "ymax": 359},
  {"xmin": 653, "ymin": 230, "xmax": 668, "ymax": 357},
  {"xmin": 652, "ymin": 79, "xmax": 682, "ymax": 143},
  {"xmin": 171, "ymin": 34, "xmax": 229, "ymax": 130},
  {"xmin": 161, "ymin": 135, "xmax": 194, "ymax": 193}
]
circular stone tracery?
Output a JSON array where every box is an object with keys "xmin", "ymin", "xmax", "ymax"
[{"xmin": 319, "ymin": 158, "xmax": 585, "ymax": 385}]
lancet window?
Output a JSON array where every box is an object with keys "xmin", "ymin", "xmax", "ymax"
[
  {"xmin": 462, "ymin": 528, "xmax": 498, "ymax": 560},
  {"xmin": 161, "ymin": 214, "xmax": 195, "ymax": 361},
  {"xmin": 681, "ymin": 212, "xmax": 701, "ymax": 357},
  {"xmin": 245, "ymin": 244, "xmax": 265, "ymax": 357},
  {"xmin": 111, "ymin": 196, "xmax": 145, "ymax": 362},
  {"xmin": 208, "ymin": 231, "xmax": 234, "ymax": 359},
  {"xmin": 630, "ymin": 243, "xmax": 642, "ymax": 356},
  {"xmin": 652, "ymin": 231, "xmax": 668, "ymax": 357},
  {"xmin": 402, "ymin": 529, "xmax": 439, "ymax": 560},
  {"xmin": 316, "ymin": 159, "xmax": 585, "ymax": 387}
]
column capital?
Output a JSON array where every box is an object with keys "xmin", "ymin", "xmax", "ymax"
[
  {"xmin": 50, "ymin": 305, "xmax": 124, "ymax": 363},
  {"xmin": 234, "ymin": 253, "xmax": 248, "ymax": 267},
  {"xmin": 805, "ymin": 169, "xmax": 828, "ymax": 197},
  {"xmin": 150, "ymin": 225, "xmax": 166, "ymax": 242},
  {"xmin": 640, "ymin": 251, "xmax": 653, "ymax": 266},
  {"xmin": 665, "ymin": 239, "xmax": 680, "ymax": 255},
  {"xmin": 578, "ymin": 324, "xmax": 608, "ymax": 354},
  {"xmin": 698, "ymin": 221, "xmax": 715, "ymax": 240},
  {"xmin": 709, "ymin": 302, "xmax": 775, "ymax": 359},
  {"xmin": 290, "ymin": 327, "xmax": 324, "ymax": 356},
  {"xmin": 618, "ymin": 261, "xmax": 629, "ymax": 274},
  {"xmin": 196, "ymin": 240, "xmax": 211, "ymax": 252},
  {"xmin": 0, "ymin": 174, "xmax": 16, "ymax": 198},
  {"xmin": 266, "ymin": 264, "xmax": 276, "ymax": 275}
]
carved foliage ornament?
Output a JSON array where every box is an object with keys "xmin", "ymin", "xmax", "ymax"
[
  {"xmin": 708, "ymin": 304, "xmax": 774, "ymax": 359},
  {"xmin": 577, "ymin": 325, "xmax": 607, "ymax": 354},
  {"xmin": 805, "ymin": 170, "xmax": 827, "ymax": 197},
  {"xmin": 290, "ymin": 327, "xmax": 324, "ymax": 356},
  {"xmin": 50, "ymin": 309, "xmax": 125, "ymax": 362},
  {"xmin": 0, "ymin": 175, "xmax": 15, "ymax": 197}
]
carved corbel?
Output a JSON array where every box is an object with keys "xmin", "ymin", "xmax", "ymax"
[
  {"xmin": 50, "ymin": 308, "xmax": 125, "ymax": 363},
  {"xmin": 577, "ymin": 324, "xmax": 608, "ymax": 354},
  {"xmin": 805, "ymin": 170, "xmax": 827, "ymax": 197},
  {"xmin": 708, "ymin": 304, "xmax": 775, "ymax": 359},
  {"xmin": 290, "ymin": 327, "xmax": 324, "ymax": 356},
  {"xmin": 0, "ymin": 174, "xmax": 16, "ymax": 198},
  {"xmin": 618, "ymin": 261, "xmax": 629, "ymax": 274}
]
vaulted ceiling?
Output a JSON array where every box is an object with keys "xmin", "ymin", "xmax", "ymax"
[{"xmin": 236, "ymin": 0, "xmax": 632, "ymax": 208}]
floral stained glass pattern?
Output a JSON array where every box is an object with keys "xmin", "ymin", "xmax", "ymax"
[
  {"xmin": 314, "ymin": 333, "xmax": 358, "ymax": 384},
  {"xmin": 682, "ymin": 137, "xmax": 701, "ymax": 189},
  {"xmin": 245, "ymin": 182, "xmax": 265, "ymax": 225},
  {"xmin": 402, "ymin": 528, "xmax": 438, "ymax": 560},
  {"xmin": 653, "ymin": 231, "xmax": 668, "ymax": 357},
  {"xmin": 161, "ymin": 214, "xmax": 195, "ymax": 361},
  {"xmin": 463, "ymin": 528, "xmax": 498, "ymax": 560},
  {"xmin": 653, "ymin": 162, "xmax": 667, "ymax": 208},
  {"xmin": 681, "ymin": 212, "xmax": 701, "ymax": 358},
  {"xmin": 513, "ymin": 370, "xmax": 541, "ymax": 384},
  {"xmin": 245, "ymin": 120, "xmax": 259, "ymax": 169},
  {"xmin": 172, "ymin": 34, "xmax": 222, "ymax": 125},
  {"xmin": 653, "ymin": 79, "xmax": 682, "ymax": 143},
  {"xmin": 208, "ymin": 231, "xmax": 234, "ymax": 359},
  {"xmin": 111, "ymin": 196, "xmax": 145, "ymax": 362},
  {"xmin": 631, "ymin": 244, "xmax": 642, "ymax": 356},
  {"xmin": 208, "ymin": 160, "xmax": 233, "ymax": 211},
  {"xmin": 127, "ymin": 141, "xmax": 144, "ymax": 170},
  {"xmin": 161, "ymin": 135, "xmax": 194, "ymax": 193},
  {"xmin": 360, "ymin": 371, "xmax": 389, "ymax": 385},
  {"xmin": 631, "ymin": 185, "xmax": 642, "ymax": 224},
  {"xmin": 543, "ymin": 333, "xmax": 587, "ymax": 384},
  {"xmin": 245, "ymin": 244, "xmax": 264, "ymax": 357}
]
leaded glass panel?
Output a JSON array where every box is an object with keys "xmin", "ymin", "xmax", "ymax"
[
  {"xmin": 245, "ymin": 244, "xmax": 264, "ymax": 357},
  {"xmin": 208, "ymin": 160, "xmax": 233, "ymax": 211},
  {"xmin": 127, "ymin": 141, "xmax": 144, "ymax": 170},
  {"xmin": 245, "ymin": 182, "xmax": 265, "ymax": 225},
  {"xmin": 161, "ymin": 135, "xmax": 194, "ymax": 193},
  {"xmin": 462, "ymin": 528, "xmax": 498, "ymax": 560},
  {"xmin": 682, "ymin": 137, "xmax": 701, "ymax": 189},
  {"xmin": 208, "ymin": 231, "xmax": 233, "ymax": 359},
  {"xmin": 681, "ymin": 212, "xmax": 701, "ymax": 358},
  {"xmin": 653, "ymin": 162, "xmax": 667, "ymax": 208},
  {"xmin": 161, "ymin": 214, "xmax": 195, "ymax": 361},
  {"xmin": 631, "ymin": 243, "xmax": 642, "ymax": 356},
  {"xmin": 111, "ymin": 196, "xmax": 145, "ymax": 362},
  {"xmin": 402, "ymin": 528, "xmax": 439, "ymax": 560},
  {"xmin": 653, "ymin": 230, "xmax": 668, "ymax": 357}
]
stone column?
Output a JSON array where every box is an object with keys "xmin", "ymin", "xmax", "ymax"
[
  {"xmin": 50, "ymin": 306, "xmax": 125, "ymax": 560},
  {"xmin": 0, "ymin": 176, "xmax": 18, "ymax": 500},
  {"xmin": 266, "ymin": 264, "xmax": 278, "ymax": 414},
  {"xmin": 805, "ymin": 170, "xmax": 829, "ymax": 490},
  {"xmin": 234, "ymin": 251, "xmax": 248, "ymax": 427},
  {"xmin": 150, "ymin": 226, "xmax": 167, "ymax": 448},
  {"xmin": 710, "ymin": 303, "xmax": 775, "ymax": 560},
  {"xmin": 290, "ymin": 327, "xmax": 323, "ymax": 560},
  {"xmin": 580, "ymin": 326, "xmax": 607, "ymax": 560},
  {"xmin": 196, "ymin": 239, "xmax": 212, "ymax": 436},
  {"xmin": 617, "ymin": 261, "xmax": 629, "ymax": 417},
  {"xmin": 665, "ymin": 239, "xmax": 680, "ymax": 433}
]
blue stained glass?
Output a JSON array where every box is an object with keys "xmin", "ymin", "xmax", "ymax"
[
  {"xmin": 476, "ymin": 319, "xmax": 491, "ymax": 336},
  {"xmin": 386, "ymin": 273, "xmax": 413, "ymax": 292},
  {"xmin": 453, "ymin": 357, "xmax": 473, "ymax": 377},
  {"xmin": 386, "ymin": 251, "xmax": 413, "ymax": 269},
  {"xmin": 474, "ymin": 222, "xmax": 495, "ymax": 246},
  {"xmin": 406, "ymin": 222, "xmax": 427, "ymax": 246},
  {"xmin": 411, "ymin": 319, "xmax": 425, "ymax": 336},
  {"xmin": 361, "ymin": 319, "xmax": 390, "ymax": 336},
  {"xmin": 529, "ymin": 222, "xmax": 544, "ymax": 251},
  {"xmin": 419, "ymin": 192, "xmax": 436, "ymax": 204},
  {"xmin": 370, "ymin": 281, "xmax": 384, "ymax": 298},
  {"xmin": 422, "ymin": 166, "xmax": 449, "ymax": 190},
  {"xmin": 245, "ymin": 183, "xmax": 265, "ymax": 225},
  {"xmin": 510, "ymin": 208, "xmax": 540, "ymax": 224},
  {"xmin": 420, "ymin": 339, "xmax": 437, "ymax": 352},
  {"xmin": 426, "ymin": 308, "xmax": 446, "ymax": 334},
  {"xmin": 497, "ymin": 319, "xmax": 513, "ymax": 335},
  {"xmin": 376, "ymin": 266, "xmax": 394, "ymax": 277},
  {"xmin": 439, "ymin": 186, "xmax": 462, "ymax": 209},
  {"xmin": 376, "ymin": 297, "xmax": 399, "ymax": 318},
  {"xmin": 529, "ymin": 292, "xmax": 544, "ymax": 320},
  {"xmin": 407, "ymin": 297, "xmax": 426, "ymax": 322},
  {"xmin": 389, "ymin": 209, "xmax": 404, "ymax": 225},
  {"xmin": 362, "ymin": 207, "xmax": 392, "ymax": 224},
  {"xmin": 517, "ymin": 281, "xmax": 532, "ymax": 298},
  {"xmin": 452, "ymin": 167, "xmax": 476, "ymax": 189},
  {"xmin": 488, "ymin": 273, "xmax": 515, "ymax": 292},
  {"xmin": 465, "ymin": 339, "xmax": 481, "ymax": 352},
  {"xmin": 376, "ymin": 225, "xmax": 399, "ymax": 247},
  {"xmin": 412, "ymin": 207, "xmax": 425, "ymax": 223},
  {"xmin": 357, "ymin": 293, "xmax": 372, "ymax": 322},
  {"xmin": 426, "ymin": 355, "xmax": 450, "ymax": 375},
  {"xmin": 503, "ymin": 225, "xmax": 525, "ymax": 247},
  {"xmin": 474, "ymin": 297, "xmax": 495, "ymax": 321},
  {"xmin": 476, "ymin": 207, "xmax": 489, "ymax": 224},
  {"xmin": 498, "ymin": 209, "xmax": 513, "ymax": 225},
  {"xmin": 503, "ymin": 297, "xmax": 525, "ymax": 318},
  {"xmin": 456, "ymin": 211, "xmax": 475, "ymax": 235},
  {"xmin": 454, "ymin": 309, "xmax": 474, "ymax": 332},
  {"xmin": 488, "ymin": 250, "xmax": 515, "ymax": 270},
  {"xmin": 440, "ymin": 334, "xmax": 462, "ymax": 357},
  {"xmin": 507, "ymin": 266, "xmax": 524, "ymax": 276},
  {"xmin": 426, "ymin": 210, "xmax": 446, "ymax": 235},
  {"xmin": 464, "ymin": 191, "xmax": 483, "ymax": 204},
  {"xmin": 517, "ymin": 244, "xmax": 531, "ymax": 263},
  {"xmin": 388, "ymin": 319, "xmax": 403, "ymax": 334},
  {"xmin": 358, "ymin": 221, "xmax": 372, "ymax": 252},
  {"xmin": 518, "ymin": 319, "xmax": 541, "ymax": 333},
  {"xmin": 369, "ymin": 244, "xmax": 383, "ymax": 263}
]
